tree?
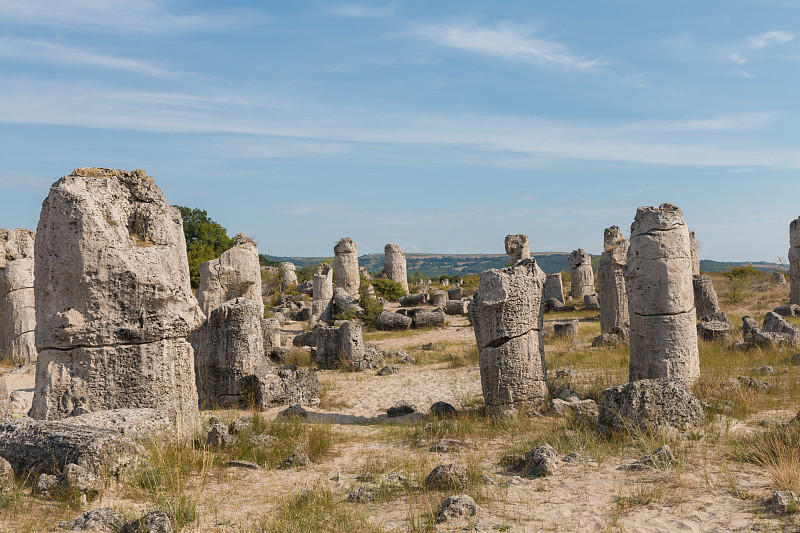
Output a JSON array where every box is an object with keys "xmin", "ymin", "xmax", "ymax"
[{"xmin": 175, "ymin": 206, "xmax": 234, "ymax": 287}]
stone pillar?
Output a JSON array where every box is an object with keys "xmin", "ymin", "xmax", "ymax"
[
  {"xmin": 431, "ymin": 291, "xmax": 448, "ymax": 308},
  {"xmin": 598, "ymin": 226, "xmax": 629, "ymax": 334},
  {"xmin": 196, "ymin": 233, "xmax": 263, "ymax": 318},
  {"xmin": 0, "ymin": 229, "xmax": 37, "ymax": 364},
  {"xmin": 543, "ymin": 273, "xmax": 565, "ymax": 305},
  {"xmin": 469, "ymin": 258, "xmax": 547, "ymax": 414},
  {"xmin": 190, "ymin": 298, "xmax": 264, "ymax": 408},
  {"xmin": 29, "ymin": 168, "xmax": 204, "ymax": 437},
  {"xmin": 568, "ymin": 249, "xmax": 594, "ymax": 300},
  {"xmin": 690, "ymin": 231, "xmax": 700, "ymax": 276},
  {"xmin": 504, "ymin": 234, "xmax": 530, "ymax": 265},
  {"xmin": 384, "ymin": 243, "xmax": 409, "ymax": 294},
  {"xmin": 692, "ymin": 275, "xmax": 722, "ymax": 319},
  {"xmin": 359, "ymin": 266, "xmax": 371, "ymax": 280},
  {"xmin": 311, "ymin": 263, "xmax": 334, "ymax": 325},
  {"xmin": 334, "ymin": 237, "xmax": 360, "ymax": 297},
  {"xmin": 791, "ymin": 217, "xmax": 800, "ymax": 305},
  {"xmin": 280, "ymin": 262, "xmax": 298, "ymax": 292},
  {"xmin": 626, "ymin": 204, "xmax": 699, "ymax": 384},
  {"xmin": 774, "ymin": 272, "xmax": 787, "ymax": 285}
]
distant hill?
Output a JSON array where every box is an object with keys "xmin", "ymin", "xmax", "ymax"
[{"xmin": 261, "ymin": 253, "xmax": 786, "ymax": 277}]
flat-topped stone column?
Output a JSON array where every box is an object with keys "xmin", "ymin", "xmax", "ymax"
[
  {"xmin": 311, "ymin": 263, "xmax": 334, "ymax": 325},
  {"xmin": 334, "ymin": 237, "xmax": 360, "ymax": 297},
  {"xmin": 625, "ymin": 204, "xmax": 699, "ymax": 384},
  {"xmin": 384, "ymin": 243, "xmax": 409, "ymax": 294},
  {"xmin": 543, "ymin": 273, "xmax": 565, "ymax": 305},
  {"xmin": 598, "ymin": 226, "xmax": 629, "ymax": 334},
  {"xmin": 568, "ymin": 249, "xmax": 594, "ymax": 300}
]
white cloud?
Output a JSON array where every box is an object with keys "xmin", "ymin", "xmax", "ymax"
[
  {"xmin": 729, "ymin": 52, "xmax": 748, "ymax": 64},
  {"xmin": 747, "ymin": 30, "xmax": 795, "ymax": 49},
  {"xmin": 411, "ymin": 21, "xmax": 601, "ymax": 71},
  {"xmin": 329, "ymin": 4, "xmax": 396, "ymax": 18},
  {"xmin": 0, "ymin": 0, "xmax": 263, "ymax": 33}
]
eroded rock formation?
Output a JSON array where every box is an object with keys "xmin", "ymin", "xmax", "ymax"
[
  {"xmin": 310, "ymin": 263, "xmax": 334, "ymax": 325},
  {"xmin": 790, "ymin": 217, "xmax": 800, "ymax": 305},
  {"xmin": 543, "ymin": 273, "xmax": 565, "ymax": 306},
  {"xmin": 0, "ymin": 228, "xmax": 36, "ymax": 364},
  {"xmin": 334, "ymin": 237, "xmax": 360, "ymax": 297},
  {"xmin": 504, "ymin": 234, "xmax": 530, "ymax": 265},
  {"xmin": 598, "ymin": 226, "xmax": 629, "ymax": 335},
  {"xmin": 196, "ymin": 233, "xmax": 263, "ymax": 318},
  {"xmin": 384, "ymin": 243, "xmax": 409, "ymax": 294},
  {"xmin": 568, "ymin": 249, "xmax": 594, "ymax": 300}
]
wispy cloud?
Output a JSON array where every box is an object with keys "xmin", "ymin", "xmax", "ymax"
[
  {"xmin": 725, "ymin": 29, "xmax": 795, "ymax": 65},
  {"xmin": 0, "ymin": 0, "xmax": 264, "ymax": 33},
  {"xmin": 329, "ymin": 4, "xmax": 396, "ymax": 18},
  {"xmin": 411, "ymin": 21, "xmax": 601, "ymax": 71}
]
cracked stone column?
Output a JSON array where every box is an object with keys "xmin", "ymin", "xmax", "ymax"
[
  {"xmin": 626, "ymin": 204, "xmax": 699, "ymax": 384},
  {"xmin": 790, "ymin": 217, "xmax": 800, "ymax": 305},
  {"xmin": 568, "ymin": 249, "xmax": 594, "ymax": 300},
  {"xmin": 543, "ymin": 273, "xmax": 565, "ymax": 305},
  {"xmin": 280, "ymin": 262, "xmax": 298, "ymax": 292},
  {"xmin": 469, "ymin": 258, "xmax": 547, "ymax": 414},
  {"xmin": 196, "ymin": 233, "xmax": 263, "ymax": 318},
  {"xmin": 333, "ymin": 237, "xmax": 360, "ymax": 297},
  {"xmin": 384, "ymin": 243, "xmax": 409, "ymax": 294},
  {"xmin": 29, "ymin": 168, "xmax": 204, "ymax": 437},
  {"xmin": 311, "ymin": 263, "xmax": 334, "ymax": 325},
  {"xmin": 598, "ymin": 226, "xmax": 629, "ymax": 334},
  {"xmin": 0, "ymin": 229, "xmax": 37, "ymax": 364},
  {"xmin": 504, "ymin": 234, "xmax": 530, "ymax": 265}
]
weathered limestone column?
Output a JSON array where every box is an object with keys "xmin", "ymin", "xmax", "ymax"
[
  {"xmin": 790, "ymin": 217, "xmax": 800, "ymax": 305},
  {"xmin": 29, "ymin": 168, "xmax": 204, "ymax": 436},
  {"xmin": 543, "ymin": 273, "xmax": 565, "ymax": 305},
  {"xmin": 693, "ymin": 275, "xmax": 723, "ymax": 319},
  {"xmin": 598, "ymin": 226, "xmax": 629, "ymax": 334},
  {"xmin": 690, "ymin": 231, "xmax": 700, "ymax": 276},
  {"xmin": 568, "ymin": 249, "xmax": 594, "ymax": 300},
  {"xmin": 311, "ymin": 263, "xmax": 334, "ymax": 325},
  {"xmin": 504, "ymin": 234, "xmax": 530, "ymax": 265},
  {"xmin": 280, "ymin": 262, "xmax": 298, "ymax": 292},
  {"xmin": 626, "ymin": 204, "xmax": 699, "ymax": 384},
  {"xmin": 384, "ymin": 243, "xmax": 409, "ymax": 294},
  {"xmin": 334, "ymin": 237, "xmax": 360, "ymax": 297},
  {"xmin": 774, "ymin": 272, "xmax": 787, "ymax": 285},
  {"xmin": 196, "ymin": 233, "xmax": 263, "ymax": 318},
  {"xmin": 0, "ymin": 229, "xmax": 37, "ymax": 364},
  {"xmin": 469, "ymin": 258, "xmax": 547, "ymax": 414}
]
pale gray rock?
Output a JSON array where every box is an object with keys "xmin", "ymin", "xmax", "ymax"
[
  {"xmin": 544, "ymin": 273, "xmax": 565, "ymax": 305},
  {"xmin": 583, "ymin": 293, "xmax": 600, "ymax": 311},
  {"xmin": 0, "ymin": 456, "xmax": 12, "ymax": 493},
  {"xmin": 597, "ymin": 378, "xmax": 703, "ymax": 432},
  {"xmin": 376, "ymin": 311, "xmax": 412, "ymax": 330},
  {"xmin": 120, "ymin": 510, "xmax": 173, "ymax": 533},
  {"xmin": 598, "ymin": 226, "xmax": 629, "ymax": 334},
  {"xmin": 774, "ymin": 304, "xmax": 800, "ymax": 317},
  {"xmin": 310, "ymin": 263, "xmax": 334, "ymax": 325},
  {"xmin": 697, "ymin": 316, "xmax": 732, "ymax": 341},
  {"xmin": 774, "ymin": 271, "xmax": 788, "ymax": 285},
  {"xmin": 196, "ymin": 233, "xmax": 263, "ymax": 318},
  {"xmin": 279, "ymin": 262, "xmax": 298, "ymax": 292},
  {"xmin": 431, "ymin": 291, "xmax": 448, "ymax": 308},
  {"xmin": 791, "ymin": 217, "xmax": 800, "ymax": 305},
  {"xmin": 741, "ymin": 316, "xmax": 796, "ymax": 348},
  {"xmin": 241, "ymin": 365, "xmax": 321, "ymax": 409},
  {"xmin": 64, "ymin": 408, "xmax": 170, "ymax": 439},
  {"xmin": 553, "ymin": 320, "xmax": 578, "ymax": 337},
  {"xmin": 524, "ymin": 444, "xmax": 559, "ymax": 477},
  {"xmin": 445, "ymin": 300, "xmax": 469, "ymax": 315},
  {"xmin": 448, "ymin": 287, "xmax": 462, "ymax": 300},
  {"xmin": 568, "ymin": 249, "xmax": 594, "ymax": 300},
  {"xmin": 693, "ymin": 275, "xmax": 725, "ymax": 319},
  {"xmin": 334, "ymin": 237, "xmax": 360, "ymax": 297},
  {"xmin": 0, "ymin": 229, "xmax": 36, "ymax": 364},
  {"xmin": 359, "ymin": 266, "xmax": 371, "ymax": 280},
  {"xmin": 191, "ymin": 298, "xmax": 264, "ymax": 408},
  {"xmin": 690, "ymin": 231, "xmax": 700, "ymax": 276},
  {"xmin": 333, "ymin": 287, "xmax": 364, "ymax": 318},
  {"xmin": 469, "ymin": 258, "xmax": 547, "ymax": 413},
  {"xmin": 762, "ymin": 311, "xmax": 800, "ymax": 345},
  {"xmin": 58, "ymin": 508, "xmax": 125, "ymax": 532},
  {"xmin": 206, "ymin": 422, "xmax": 234, "ymax": 447},
  {"xmin": 436, "ymin": 494, "xmax": 479, "ymax": 523},
  {"xmin": 384, "ymin": 243, "xmax": 409, "ymax": 294},
  {"xmin": 413, "ymin": 309, "xmax": 446, "ymax": 329},
  {"xmin": 315, "ymin": 321, "xmax": 376, "ymax": 370},
  {"xmin": 626, "ymin": 204, "xmax": 699, "ymax": 384},
  {"xmin": 425, "ymin": 463, "xmax": 468, "ymax": 490},
  {"xmin": 399, "ymin": 292, "xmax": 427, "ymax": 307},
  {"xmin": 505, "ymin": 234, "xmax": 530, "ymax": 264},
  {"xmin": 0, "ymin": 376, "xmax": 7, "ymax": 401},
  {"xmin": 262, "ymin": 318, "xmax": 281, "ymax": 349},
  {"xmin": 30, "ymin": 168, "xmax": 202, "ymax": 436}
]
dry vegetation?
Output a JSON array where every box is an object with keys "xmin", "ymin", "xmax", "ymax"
[{"xmin": 2, "ymin": 269, "xmax": 800, "ymax": 532}]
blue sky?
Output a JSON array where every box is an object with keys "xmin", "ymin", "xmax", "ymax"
[{"xmin": 1, "ymin": 1, "xmax": 799, "ymax": 261}]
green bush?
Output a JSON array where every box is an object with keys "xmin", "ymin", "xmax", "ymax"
[
  {"xmin": 358, "ymin": 287, "xmax": 384, "ymax": 329},
  {"xmin": 725, "ymin": 264, "xmax": 760, "ymax": 280},
  {"xmin": 175, "ymin": 206, "xmax": 234, "ymax": 288},
  {"xmin": 367, "ymin": 279, "xmax": 406, "ymax": 301}
]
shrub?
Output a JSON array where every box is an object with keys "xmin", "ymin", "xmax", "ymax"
[
  {"xmin": 368, "ymin": 279, "xmax": 406, "ymax": 301},
  {"xmin": 725, "ymin": 264, "xmax": 760, "ymax": 280}
]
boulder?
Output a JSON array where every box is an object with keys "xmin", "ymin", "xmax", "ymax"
[
  {"xmin": 583, "ymin": 294, "xmax": 600, "ymax": 311},
  {"xmin": 524, "ymin": 444, "xmax": 559, "ymax": 477},
  {"xmin": 424, "ymin": 464, "xmax": 468, "ymax": 490},
  {"xmin": 333, "ymin": 287, "xmax": 364, "ymax": 318},
  {"xmin": 447, "ymin": 287, "xmax": 462, "ymax": 300},
  {"xmin": 399, "ymin": 292, "xmax": 427, "ymax": 307},
  {"xmin": 597, "ymin": 378, "xmax": 703, "ymax": 432},
  {"xmin": 310, "ymin": 264, "xmax": 334, "ymax": 325},
  {"xmin": 445, "ymin": 300, "xmax": 469, "ymax": 315},
  {"xmin": 413, "ymin": 309, "xmax": 446, "ymax": 329},
  {"xmin": 376, "ymin": 311, "xmax": 412, "ymax": 331},
  {"xmin": 315, "ymin": 321, "xmax": 377, "ymax": 370},
  {"xmin": 436, "ymin": 494, "xmax": 479, "ymax": 523},
  {"xmin": 241, "ymin": 365, "xmax": 321, "ymax": 409},
  {"xmin": 431, "ymin": 291, "xmax": 448, "ymax": 308},
  {"xmin": 196, "ymin": 233, "xmax": 263, "ymax": 317},
  {"xmin": 553, "ymin": 320, "xmax": 578, "ymax": 337}
]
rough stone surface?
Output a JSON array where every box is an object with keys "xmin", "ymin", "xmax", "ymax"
[
  {"xmin": 690, "ymin": 231, "xmax": 700, "ymax": 276},
  {"xmin": 553, "ymin": 320, "xmax": 578, "ymax": 337},
  {"xmin": 583, "ymin": 294, "xmax": 600, "ymax": 311},
  {"xmin": 445, "ymin": 300, "xmax": 469, "ymax": 315},
  {"xmin": 30, "ymin": 168, "xmax": 202, "ymax": 436},
  {"xmin": 333, "ymin": 287, "xmax": 364, "ymax": 318},
  {"xmin": 280, "ymin": 262, "xmax": 298, "ymax": 292},
  {"xmin": 0, "ymin": 228, "xmax": 37, "ymax": 364},
  {"xmin": 774, "ymin": 304, "xmax": 800, "ymax": 317},
  {"xmin": 0, "ymin": 417, "xmax": 141, "ymax": 475},
  {"xmin": 774, "ymin": 271, "xmax": 788, "ymax": 285},
  {"xmin": 64, "ymin": 408, "xmax": 171, "ymax": 439},
  {"xmin": 543, "ymin": 273, "xmax": 565, "ymax": 306},
  {"xmin": 399, "ymin": 292, "xmax": 427, "ymax": 307},
  {"xmin": 430, "ymin": 401, "xmax": 458, "ymax": 417},
  {"xmin": 469, "ymin": 258, "xmax": 547, "ymax": 413},
  {"xmin": 568, "ymin": 249, "xmax": 594, "ymax": 300},
  {"xmin": 436, "ymin": 494, "xmax": 479, "ymax": 523},
  {"xmin": 334, "ymin": 237, "xmax": 360, "ymax": 297},
  {"xmin": 196, "ymin": 233, "xmax": 263, "ymax": 318},
  {"xmin": 524, "ymin": 444, "xmax": 559, "ymax": 477},
  {"xmin": 413, "ymin": 309, "xmax": 446, "ymax": 329},
  {"xmin": 693, "ymin": 274, "xmax": 725, "ymax": 320},
  {"xmin": 311, "ymin": 263, "xmax": 334, "ymax": 325},
  {"xmin": 0, "ymin": 456, "xmax": 13, "ymax": 493},
  {"xmin": 384, "ymin": 243, "xmax": 409, "ymax": 294},
  {"xmin": 315, "ymin": 321, "xmax": 376, "ymax": 370},
  {"xmin": 58, "ymin": 508, "xmax": 125, "ymax": 532},
  {"xmin": 376, "ymin": 311, "xmax": 412, "ymax": 330},
  {"xmin": 191, "ymin": 298, "xmax": 263, "ymax": 408},
  {"xmin": 598, "ymin": 378, "xmax": 703, "ymax": 432},
  {"xmin": 431, "ymin": 291, "xmax": 448, "ymax": 308},
  {"xmin": 791, "ymin": 217, "xmax": 800, "ymax": 305},
  {"xmin": 447, "ymin": 287, "xmax": 462, "ymax": 300},
  {"xmin": 120, "ymin": 510, "xmax": 173, "ymax": 533},
  {"xmin": 262, "ymin": 318, "xmax": 281, "ymax": 350},
  {"xmin": 626, "ymin": 204, "xmax": 699, "ymax": 384},
  {"xmin": 697, "ymin": 316, "xmax": 732, "ymax": 341},
  {"xmin": 598, "ymin": 226, "xmax": 629, "ymax": 334},
  {"xmin": 241, "ymin": 365, "xmax": 321, "ymax": 408},
  {"xmin": 425, "ymin": 464, "xmax": 468, "ymax": 490},
  {"xmin": 504, "ymin": 234, "xmax": 530, "ymax": 264}
]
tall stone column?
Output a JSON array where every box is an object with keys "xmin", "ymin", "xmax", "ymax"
[
  {"xmin": 29, "ymin": 168, "xmax": 204, "ymax": 437},
  {"xmin": 568, "ymin": 249, "xmax": 594, "ymax": 300},
  {"xmin": 196, "ymin": 233, "xmax": 263, "ymax": 318},
  {"xmin": 280, "ymin": 262, "xmax": 298, "ymax": 292},
  {"xmin": 626, "ymin": 204, "xmax": 699, "ymax": 384},
  {"xmin": 690, "ymin": 231, "xmax": 700, "ymax": 276},
  {"xmin": 384, "ymin": 243, "xmax": 409, "ymax": 294},
  {"xmin": 598, "ymin": 226, "xmax": 629, "ymax": 334},
  {"xmin": 543, "ymin": 273, "xmax": 565, "ymax": 305},
  {"xmin": 469, "ymin": 258, "xmax": 547, "ymax": 414},
  {"xmin": 311, "ymin": 263, "xmax": 334, "ymax": 325},
  {"xmin": 0, "ymin": 229, "xmax": 37, "ymax": 364},
  {"xmin": 790, "ymin": 217, "xmax": 800, "ymax": 305},
  {"xmin": 334, "ymin": 237, "xmax": 360, "ymax": 297},
  {"xmin": 504, "ymin": 234, "xmax": 530, "ymax": 265}
]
